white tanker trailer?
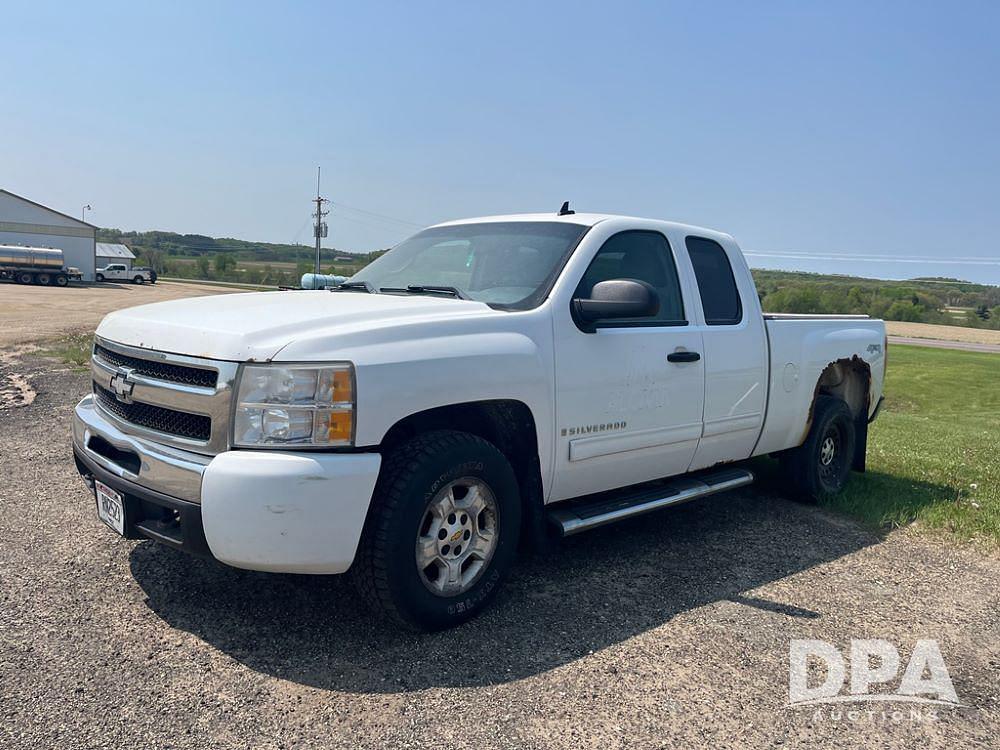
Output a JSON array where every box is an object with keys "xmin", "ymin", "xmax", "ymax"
[
  {"xmin": 300, "ymin": 272, "xmax": 348, "ymax": 289},
  {"xmin": 0, "ymin": 245, "xmax": 83, "ymax": 287}
]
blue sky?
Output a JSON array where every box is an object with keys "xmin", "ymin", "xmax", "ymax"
[{"xmin": 3, "ymin": 1, "xmax": 999, "ymax": 281}]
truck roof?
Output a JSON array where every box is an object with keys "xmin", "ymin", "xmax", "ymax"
[{"xmin": 430, "ymin": 212, "xmax": 734, "ymax": 242}]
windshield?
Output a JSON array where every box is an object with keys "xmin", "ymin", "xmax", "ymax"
[{"xmin": 350, "ymin": 221, "xmax": 589, "ymax": 309}]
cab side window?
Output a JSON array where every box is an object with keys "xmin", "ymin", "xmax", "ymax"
[
  {"xmin": 575, "ymin": 230, "xmax": 685, "ymax": 326},
  {"xmin": 686, "ymin": 236, "xmax": 742, "ymax": 325}
]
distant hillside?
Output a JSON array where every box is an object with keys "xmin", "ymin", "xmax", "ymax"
[
  {"xmin": 752, "ymin": 269, "xmax": 1000, "ymax": 329},
  {"xmin": 96, "ymin": 228, "xmax": 371, "ymax": 264},
  {"xmin": 96, "ymin": 227, "xmax": 386, "ymax": 287},
  {"xmin": 94, "ymin": 227, "xmax": 1000, "ymax": 329}
]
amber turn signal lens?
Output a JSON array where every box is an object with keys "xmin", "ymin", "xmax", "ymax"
[
  {"xmin": 323, "ymin": 410, "xmax": 353, "ymax": 443},
  {"xmin": 331, "ymin": 369, "xmax": 353, "ymax": 404}
]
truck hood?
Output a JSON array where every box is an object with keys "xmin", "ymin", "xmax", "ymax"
[{"xmin": 96, "ymin": 290, "xmax": 499, "ymax": 361}]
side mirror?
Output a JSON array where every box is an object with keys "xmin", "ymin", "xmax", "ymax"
[{"xmin": 572, "ymin": 278, "xmax": 660, "ymax": 329}]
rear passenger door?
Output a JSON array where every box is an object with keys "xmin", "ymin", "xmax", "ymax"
[
  {"xmin": 684, "ymin": 236, "xmax": 768, "ymax": 471},
  {"xmin": 551, "ymin": 230, "xmax": 705, "ymax": 501}
]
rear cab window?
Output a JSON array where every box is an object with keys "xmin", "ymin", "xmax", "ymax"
[{"xmin": 685, "ymin": 236, "xmax": 742, "ymax": 325}]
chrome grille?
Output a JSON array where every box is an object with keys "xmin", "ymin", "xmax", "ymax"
[
  {"xmin": 94, "ymin": 342, "xmax": 218, "ymax": 388},
  {"xmin": 90, "ymin": 337, "xmax": 239, "ymax": 455},
  {"xmin": 94, "ymin": 382, "xmax": 211, "ymax": 441}
]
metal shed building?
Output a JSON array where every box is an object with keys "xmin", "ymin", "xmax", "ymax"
[
  {"xmin": 96, "ymin": 243, "xmax": 136, "ymax": 270},
  {"xmin": 0, "ymin": 189, "xmax": 97, "ymax": 281}
]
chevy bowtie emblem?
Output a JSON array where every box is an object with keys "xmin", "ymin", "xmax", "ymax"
[{"xmin": 109, "ymin": 367, "xmax": 136, "ymax": 404}]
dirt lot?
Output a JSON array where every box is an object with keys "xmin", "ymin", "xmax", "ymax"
[
  {"xmin": 885, "ymin": 321, "xmax": 1000, "ymax": 346},
  {"xmin": 887, "ymin": 336, "xmax": 1000, "ymax": 354},
  {"xmin": 0, "ymin": 351, "xmax": 997, "ymax": 749},
  {"xmin": 0, "ymin": 280, "xmax": 239, "ymax": 348}
]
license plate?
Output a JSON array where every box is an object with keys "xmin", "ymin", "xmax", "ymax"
[{"xmin": 95, "ymin": 480, "xmax": 125, "ymax": 535}]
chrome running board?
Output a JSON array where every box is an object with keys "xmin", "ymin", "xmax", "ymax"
[{"xmin": 547, "ymin": 467, "xmax": 754, "ymax": 537}]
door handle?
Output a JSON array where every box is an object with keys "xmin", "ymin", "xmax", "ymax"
[{"xmin": 667, "ymin": 351, "xmax": 701, "ymax": 363}]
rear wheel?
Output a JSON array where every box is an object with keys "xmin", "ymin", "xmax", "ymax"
[
  {"xmin": 781, "ymin": 395, "xmax": 856, "ymax": 502},
  {"xmin": 54, "ymin": 274, "xmax": 68, "ymax": 287},
  {"xmin": 132, "ymin": 275, "xmax": 144, "ymax": 284},
  {"xmin": 35, "ymin": 272, "xmax": 51, "ymax": 285},
  {"xmin": 352, "ymin": 430, "xmax": 521, "ymax": 631},
  {"xmin": 16, "ymin": 272, "xmax": 33, "ymax": 285}
]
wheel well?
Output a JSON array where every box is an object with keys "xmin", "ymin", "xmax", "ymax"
[
  {"xmin": 379, "ymin": 400, "xmax": 547, "ymax": 549},
  {"xmin": 810, "ymin": 356, "xmax": 872, "ymax": 471}
]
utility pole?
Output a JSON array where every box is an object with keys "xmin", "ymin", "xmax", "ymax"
[{"xmin": 312, "ymin": 167, "xmax": 329, "ymax": 274}]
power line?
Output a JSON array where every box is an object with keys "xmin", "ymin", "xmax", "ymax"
[
  {"xmin": 328, "ymin": 207, "xmax": 410, "ymax": 232},
  {"xmin": 745, "ymin": 251, "xmax": 1000, "ymax": 265},
  {"xmin": 327, "ymin": 210, "xmax": 412, "ymax": 243},
  {"xmin": 331, "ymin": 201, "xmax": 424, "ymax": 228},
  {"xmin": 290, "ymin": 215, "xmax": 312, "ymax": 246}
]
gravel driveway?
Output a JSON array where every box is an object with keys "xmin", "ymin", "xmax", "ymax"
[{"xmin": 1, "ymin": 351, "xmax": 997, "ymax": 749}]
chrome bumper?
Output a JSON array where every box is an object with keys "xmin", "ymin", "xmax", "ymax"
[
  {"xmin": 72, "ymin": 395, "xmax": 210, "ymax": 503},
  {"xmin": 73, "ymin": 393, "xmax": 384, "ymax": 573}
]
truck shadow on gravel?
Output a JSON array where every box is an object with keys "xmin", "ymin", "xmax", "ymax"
[{"xmin": 127, "ymin": 482, "xmax": 907, "ymax": 694}]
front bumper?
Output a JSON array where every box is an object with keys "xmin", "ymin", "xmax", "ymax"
[{"xmin": 73, "ymin": 395, "xmax": 382, "ymax": 574}]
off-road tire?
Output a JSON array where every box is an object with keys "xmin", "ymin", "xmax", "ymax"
[
  {"xmin": 781, "ymin": 395, "xmax": 856, "ymax": 502},
  {"xmin": 351, "ymin": 430, "xmax": 521, "ymax": 631}
]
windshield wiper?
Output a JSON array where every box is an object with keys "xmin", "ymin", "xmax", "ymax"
[
  {"xmin": 379, "ymin": 284, "xmax": 470, "ymax": 300},
  {"xmin": 330, "ymin": 280, "xmax": 376, "ymax": 294}
]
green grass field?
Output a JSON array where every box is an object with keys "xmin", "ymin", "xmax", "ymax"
[
  {"xmin": 40, "ymin": 332, "xmax": 93, "ymax": 371},
  {"xmin": 820, "ymin": 344, "xmax": 999, "ymax": 547}
]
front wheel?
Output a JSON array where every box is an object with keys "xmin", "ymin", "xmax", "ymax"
[
  {"xmin": 352, "ymin": 430, "xmax": 521, "ymax": 631},
  {"xmin": 781, "ymin": 395, "xmax": 856, "ymax": 502},
  {"xmin": 95, "ymin": 273, "xmax": 105, "ymax": 282}
]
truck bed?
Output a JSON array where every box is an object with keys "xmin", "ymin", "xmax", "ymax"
[{"xmin": 753, "ymin": 314, "xmax": 887, "ymax": 457}]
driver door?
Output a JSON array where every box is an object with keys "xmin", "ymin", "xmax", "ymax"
[{"xmin": 551, "ymin": 230, "xmax": 705, "ymax": 501}]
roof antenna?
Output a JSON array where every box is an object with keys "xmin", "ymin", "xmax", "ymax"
[{"xmin": 558, "ymin": 201, "xmax": 575, "ymax": 216}]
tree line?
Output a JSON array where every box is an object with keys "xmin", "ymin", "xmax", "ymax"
[
  {"xmin": 99, "ymin": 226, "xmax": 1000, "ymax": 329},
  {"xmin": 753, "ymin": 270, "xmax": 1000, "ymax": 329},
  {"xmin": 97, "ymin": 228, "xmax": 385, "ymax": 287}
]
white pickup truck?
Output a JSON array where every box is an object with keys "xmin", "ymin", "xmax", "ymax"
[
  {"xmin": 72, "ymin": 211, "xmax": 886, "ymax": 630},
  {"xmin": 96, "ymin": 263, "xmax": 154, "ymax": 284}
]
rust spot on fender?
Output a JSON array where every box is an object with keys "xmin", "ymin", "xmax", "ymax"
[{"xmin": 801, "ymin": 355, "xmax": 872, "ymax": 445}]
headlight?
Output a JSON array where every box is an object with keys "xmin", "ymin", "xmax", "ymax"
[{"xmin": 233, "ymin": 363, "xmax": 355, "ymax": 447}]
